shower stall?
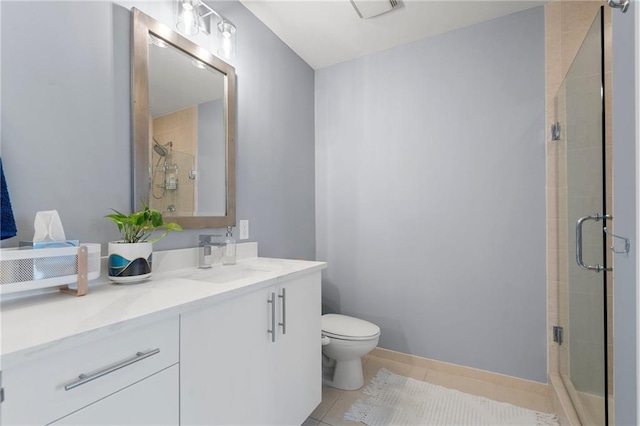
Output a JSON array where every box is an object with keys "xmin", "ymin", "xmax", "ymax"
[
  {"xmin": 552, "ymin": 8, "xmax": 614, "ymax": 425},
  {"xmin": 149, "ymin": 108, "xmax": 198, "ymax": 216}
]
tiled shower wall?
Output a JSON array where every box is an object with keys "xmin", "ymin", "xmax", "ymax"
[
  {"xmin": 151, "ymin": 107, "xmax": 198, "ymax": 215},
  {"xmin": 545, "ymin": 0, "xmax": 613, "ymax": 423}
]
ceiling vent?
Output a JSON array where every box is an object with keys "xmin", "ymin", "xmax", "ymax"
[{"xmin": 350, "ymin": 0, "xmax": 403, "ymax": 19}]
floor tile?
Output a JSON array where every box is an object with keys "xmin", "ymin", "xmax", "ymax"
[
  {"xmin": 310, "ymin": 385, "xmax": 343, "ymax": 421},
  {"xmin": 301, "ymin": 417, "xmax": 320, "ymax": 426},
  {"xmin": 321, "ymin": 389, "xmax": 367, "ymax": 426}
]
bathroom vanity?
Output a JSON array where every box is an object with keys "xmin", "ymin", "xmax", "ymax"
[{"xmin": 0, "ymin": 246, "xmax": 325, "ymax": 425}]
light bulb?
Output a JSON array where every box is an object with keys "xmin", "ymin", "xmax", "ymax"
[
  {"xmin": 222, "ymin": 38, "xmax": 232, "ymax": 57},
  {"xmin": 183, "ymin": 11, "xmax": 194, "ymax": 29},
  {"xmin": 217, "ymin": 20, "xmax": 236, "ymax": 59}
]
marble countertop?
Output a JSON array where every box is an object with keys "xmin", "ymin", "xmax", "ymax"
[{"xmin": 0, "ymin": 254, "xmax": 326, "ymax": 368}]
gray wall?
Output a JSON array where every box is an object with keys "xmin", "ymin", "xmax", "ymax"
[
  {"xmin": 1, "ymin": 0, "xmax": 316, "ymax": 260},
  {"xmin": 1, "ymin": 1, "xmax": 128, "ymax": 248},
  {"xmin": 612, "ymin": 4, "xmax": 637, "ymax": 424},
  {"xmin": 316, "ymin": 7, "xmax": 547, "ymax": 382}
]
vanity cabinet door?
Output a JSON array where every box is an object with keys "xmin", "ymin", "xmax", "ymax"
[
  {"xmin": 272, "ymin": 273, "xmax": 322, "ymax": 425},
  {"xmin": 50, "ymin": 365, "xmax": 179, "ymax": 426},
  {"xmin": 179, "ymin": 272, "xmax": 322, "ymax": 426},
  {"xmin": 180, "ymin": 289, "xmax": 273, "ymax": 425}
]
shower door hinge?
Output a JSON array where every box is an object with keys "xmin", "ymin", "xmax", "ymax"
[
  {"xmin": 551, "ymin": 122, "xmax": 561, "ymax": 141},
  {"xmin": 553, "ymin": 326, "xmax": 563, "ymax": 345}
]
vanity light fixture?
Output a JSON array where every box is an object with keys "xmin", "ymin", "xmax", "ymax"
[
  {"xmin": 175, "ymin": 0, "xmax": 200, "ymax": 36},
  {"xmin": 174, "ymin": 0, "xmax": 237, "ymax": 59},
  {"xmin": 216, "ymin": 20, "xmax": 236, "ymax": 60}
]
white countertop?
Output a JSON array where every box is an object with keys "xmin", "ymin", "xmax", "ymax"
[{"xmin": 0, "ymin": 252, "xmax": 326, "ymax": 369}]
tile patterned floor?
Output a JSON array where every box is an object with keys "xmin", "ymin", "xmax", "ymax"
[{"xmin": 305, "ymin": 353, "xmax": 554, "ymax": 426}]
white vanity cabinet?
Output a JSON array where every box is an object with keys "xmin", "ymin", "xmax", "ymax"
[
  {"xmin": 180, "ymin": 271, "xmax": 322, "ymax": 425},
  {"xmin": 1, "ymin": 317, "xmax": 179, "ymax": 426},
  {"xmin": 270, "ymin": 274, "xmax": 322, "ymax": 425},
  {"xmin": 0, "ymin": 253, "xmax": 326, "ymax": 426},
  {"xmin": 50, "ymin": 365, "xmax": 179, "ymax": 426}
]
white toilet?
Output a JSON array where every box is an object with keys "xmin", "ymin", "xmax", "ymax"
[{"xmin": 321, "ymin": 314, "xmax": 380, "ymax": 390}]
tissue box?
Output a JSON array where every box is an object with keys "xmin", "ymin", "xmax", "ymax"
[{"xmin": 19, "ymin": 240, "xmax": 79, "ymax": 249}]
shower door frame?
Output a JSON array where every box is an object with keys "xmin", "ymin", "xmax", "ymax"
[{"xmin": 555, "ymin": 7, "xmax": 611, "ymax": 426}]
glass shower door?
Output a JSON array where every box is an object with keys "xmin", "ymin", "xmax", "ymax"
[{"xmin": 555, "ymin": 9, "xmax": 609, "ymax": 426}]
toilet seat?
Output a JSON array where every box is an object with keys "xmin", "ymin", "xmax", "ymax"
[
  {"xmin": 323, "ymin": 330, "xmax": 379, "ymax": 341},
  {"xmin": 322, "ymin": 314, "xmax": 380, "ymax": 341}
]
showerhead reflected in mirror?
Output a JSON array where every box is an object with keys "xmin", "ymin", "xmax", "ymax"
[
  {"xmin": 153, "ymin": 137, "xmax": 169, "ymax": 157},
  {"xmin": 132, "ymin": 8, "xmax": 236, "ymax": 229}
]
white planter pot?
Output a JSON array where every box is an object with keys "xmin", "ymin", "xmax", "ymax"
[{"xmin": 108, "ymin": 241, "xmax": 153, "ymax": 283}]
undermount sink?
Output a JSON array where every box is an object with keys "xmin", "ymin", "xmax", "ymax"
[{"xmin": 180, "ymin": 264, "xmax": 273, "ymax": 284}]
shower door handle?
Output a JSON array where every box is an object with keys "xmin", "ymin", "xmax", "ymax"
[{"xmin": 576, "ymin": 213, "xmax": 612, "ymax": 273}]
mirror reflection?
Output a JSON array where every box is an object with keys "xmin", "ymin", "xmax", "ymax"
[
  {"xmin": 148, "ymin": 35, "xmax": 226, "ymax": 217},
  {"xmin": 133, "ymin": 8, "xmax": 236, "ymax": 229}
]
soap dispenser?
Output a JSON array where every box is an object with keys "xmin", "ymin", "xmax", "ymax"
[{"xmin": 223, "ymin": 226, "xmax": 236, "ymax": 265}]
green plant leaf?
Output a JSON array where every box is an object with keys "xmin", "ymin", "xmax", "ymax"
[{"xmin": 106, "ymin": 201, "xmax": 183, "ymax": 244}]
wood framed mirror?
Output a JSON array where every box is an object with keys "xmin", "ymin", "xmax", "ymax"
[{"xmin": 132, "ymin": 8, "xmax": 236, "ymax": 228}]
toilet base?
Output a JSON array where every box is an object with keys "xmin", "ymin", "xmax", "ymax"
[{"xmin": 323, "ymin": 358, "xmax": 364, "ymax": 391}]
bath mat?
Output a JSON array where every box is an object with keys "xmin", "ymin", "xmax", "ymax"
[{"xmin": 345, "ymin": 368, "xmax": 559, "ymax": 426}]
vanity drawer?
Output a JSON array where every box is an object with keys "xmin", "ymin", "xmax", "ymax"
[{"xmin": 2, "ymin": 316, "xmax": 179, "ymax": 426}]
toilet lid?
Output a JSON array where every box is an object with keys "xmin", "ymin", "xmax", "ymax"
[{"xmin": 321, "ymin": 314, "xmax": 380, "ymax": 339}]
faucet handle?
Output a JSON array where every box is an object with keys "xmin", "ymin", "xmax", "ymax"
[{"xmin": 199, "ymin": 234, "xmax": 223, "ymax": 244}]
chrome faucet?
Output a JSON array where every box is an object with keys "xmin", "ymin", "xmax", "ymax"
[{"xmin": 199, "ymin": 234, "xmax": 224, "ymax": 268}]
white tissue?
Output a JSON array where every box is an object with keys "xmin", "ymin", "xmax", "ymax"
[{"xmin": 33, "ymin": 210, "xmax": 67, "ymax": 242}]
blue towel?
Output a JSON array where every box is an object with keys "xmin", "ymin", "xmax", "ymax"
[{"xmin": 1, "ymin": 157, "xmax": 17, "ymax": 240}]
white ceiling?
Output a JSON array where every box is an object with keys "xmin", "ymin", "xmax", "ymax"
[{"xmin": 239, "ymin": 0, "xmax": 544, "ymax": 70}]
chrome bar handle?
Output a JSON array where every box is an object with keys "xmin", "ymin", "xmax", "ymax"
[
  {"xmin": 576, "ymin": 215, "xmax": 589, "ymax": 270},
  {"xmin": 278, "ymin": 288, "xmax": 287, "ymax": 335},
  {"xmin": 267, "ymin": 292, "xmax": 276, "ymax": 343},
  {"xmin": 64, "ymin": 348, "xmax": 160, "ymax": 391},
  {"xmin": 576, "ymin": 213, "xmax": 613, "ymax": 273}
]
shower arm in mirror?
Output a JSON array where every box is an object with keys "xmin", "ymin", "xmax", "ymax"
[
  {"xmin": 132, "ymin": 8, "xmax": 236, "ymax": 229},
  {"xmin": 607, "ymin": 0, "xmax": 629, "ymax": 13}
]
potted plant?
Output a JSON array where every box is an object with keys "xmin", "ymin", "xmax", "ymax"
[{"xmin": 106, "ymin": 202, "xmax": 182, "ymax": 283}]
